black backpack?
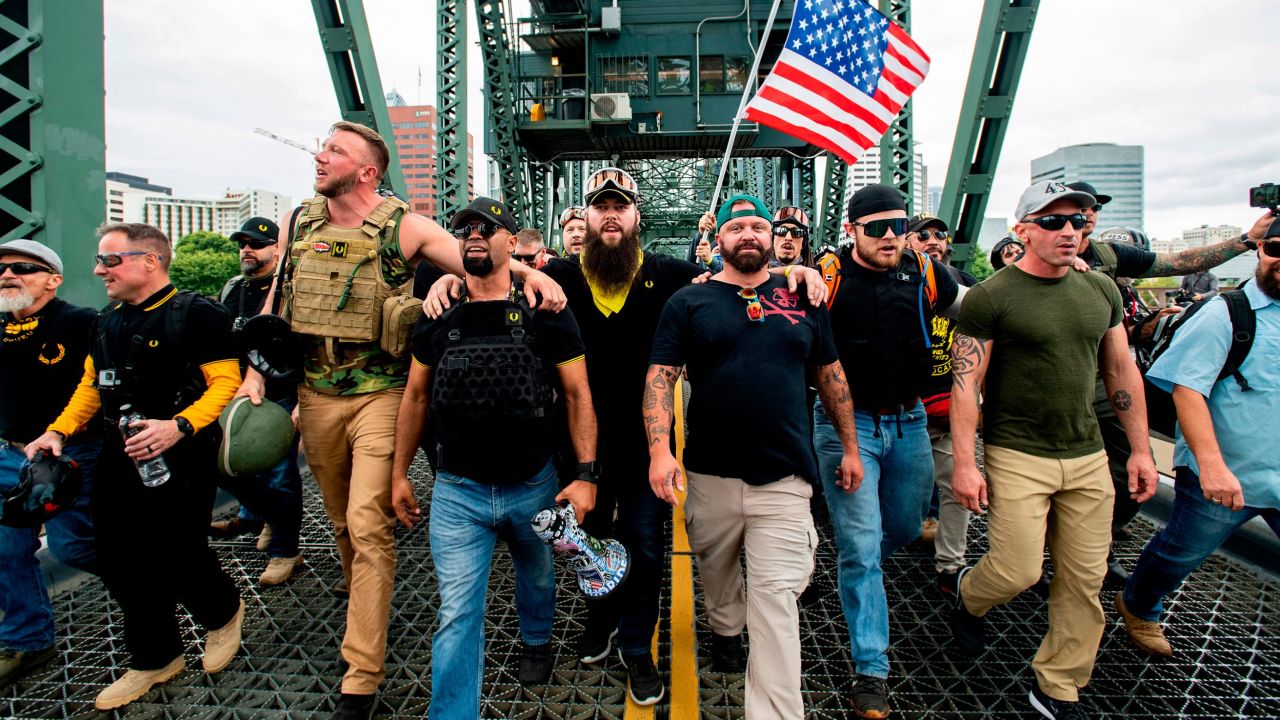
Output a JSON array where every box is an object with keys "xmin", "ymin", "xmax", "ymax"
[{"xmin": 1133, "ymin": 290, "xmax": 1255, "ymax": 438}]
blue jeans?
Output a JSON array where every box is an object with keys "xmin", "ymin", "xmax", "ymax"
[
  {"xmin": 428, "ymin": 461, "xmax": 558, "ymax": 720},
  {"xmin": 220, "ymin": 397, "xmax": 303, "ymax": 557},
  {"xmin": 813, "ymin": 400, "xmax": 933, "ymax": 678},
  {"xmin": 0, "ymin": 438, "xmax": 100, "ymax": 652},
  {"xmin": 1124, "ymin": 467, "xmax": 1280, "ymax": 621}
]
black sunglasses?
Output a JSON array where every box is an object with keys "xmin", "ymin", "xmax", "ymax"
[
  {"xmin": 772, "ymin": 225, "xmax": 809, "ymax": 239},
  {"xmin": 237, "ymin": 238, "xmax": 275, "ymax": 250},
  {"xmin": 1024, "ymin": 214, "xmax": 1087, "ymax": 231},
  {"xmin": 1262, "ymin": 240, "xmax": 1280, "ymax": 258},
  {"xmin": 0, "ymin": 261, "xmax": 54, "ymax": 275},
  {"xmin": 853, "ymin": 217, "xmax": 910, "ymax": 238},
  {"xmin": 512, "ymin": 252, "xmax": 540, "ymax": 262},
  {"xmin": 94, "ymin": 251, "xmax": 155, "ymax": 268},
  {"xmin": 451, "ymin": 221, "xmax": 503, "ymax": 240},
  {"xmin": 915, "ymin": 230, "xmax": 949, "ymax": 242}
]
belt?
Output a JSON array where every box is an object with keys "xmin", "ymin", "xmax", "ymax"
[
  {"xmin": 868, "ymin": 397, "xmax": 920, "ymax": 416},
  {"xmin": 2, "ymin": 438, "xmax": 26, "ymax": 450}
]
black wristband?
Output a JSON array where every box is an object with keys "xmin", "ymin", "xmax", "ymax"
[
  {"xmin": 1241, "ymin": 233, "xmax": 1258, "ymax": 252},
  {"xmin": 575, "ymin": 461, "xmax": 601, "ymax": 485},
  {"xmin": 174, "ymin": 416, "xmax": 195, "ymax": 437}
]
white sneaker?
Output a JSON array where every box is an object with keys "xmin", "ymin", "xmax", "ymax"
[
  {"xmin": 203, "ymin": 599, "xmax": 245, "ymax": 673},
  {"xmin": 94, "ymin": 656, "xmax": 184, "ymax": 710},
  {"xmin": 259, "ymin": 555, "xmax": 303, "ymax": 586}
]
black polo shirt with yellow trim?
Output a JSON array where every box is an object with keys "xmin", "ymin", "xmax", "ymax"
[{"xmin": 1, "ymin": 297, "xmax": 99, "ymax": 444}]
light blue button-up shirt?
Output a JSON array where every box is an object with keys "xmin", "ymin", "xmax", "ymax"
[{"xmin": 1147, "ymin": 278, "xmax": 1280, "ymax": 509}]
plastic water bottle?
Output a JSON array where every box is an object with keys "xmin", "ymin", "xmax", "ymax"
[{"xmin": 118, "ymin": 404, "xmax": 171, "ymax": 487}]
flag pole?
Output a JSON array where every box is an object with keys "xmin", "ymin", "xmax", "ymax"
[{"xmin": 699, "ymin": 0, "xmax": 785, "ymax": 245}]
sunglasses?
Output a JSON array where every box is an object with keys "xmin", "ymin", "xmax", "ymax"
[
  {"xmin": 1023, "ymin": 214, "xmax": 1087, "ymax": 231},
  {"xmin": 0, "ymin": 261, "xmax": 54, "ymax": 276},
  {"xmin": 772, "ymin": 225, "xmax": 809, "ymax": 240},
  {"xmin": 915, "ymin": 230, "xmax": 949, "ymax": 242},
  {"xmin": 558, "ymin": 206, "xmax": 586, "ymax": 227},
  {"xmin": 451, "ymin": 221, "xmax": 504, "ymax": 240},
  {"xmin": 512, "ymin": 252, "xmax": 541, "ymax": 263},
  {"xmin": 236, "ymin": 238, "xmax": 275, "ymax": 250},
  {"xmin": 1263, "ymin": 240, "xmax": 1280, "ymax": 258},
  {"xmin": 738, "ymin": 287, "xmax": 765, "ymax": 323},
  {"xmin": 852, "ymin": 217, "xmax": 910, "ymax": 238},
  {"xmin": 94, "ymin": 251, "xmax": 156, "ymax": 268},
  {"xmin": 584, "ymin": 167, "xmax": 638, "ymax": 199}
]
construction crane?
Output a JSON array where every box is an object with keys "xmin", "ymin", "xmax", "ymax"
[{"xmin": 253, "ymin": 127, "xmax": 317, "ymax": 155}]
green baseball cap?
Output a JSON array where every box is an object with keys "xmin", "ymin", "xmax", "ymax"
[{"xmin": 716, "ymin": 194, "xmax": 771, "ymax": 231}]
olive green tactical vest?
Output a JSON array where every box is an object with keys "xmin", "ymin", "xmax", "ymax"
[{"xmin": 284, "ymin": 195, "xmax": 412, "ymax": 342}]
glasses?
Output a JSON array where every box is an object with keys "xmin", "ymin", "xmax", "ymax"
[
  {"xmin": 852, "ymin": 217, "xmax": 909, "ymax": 238},
  {"xmin": 236, "ymin": 238, "xmax": 275, "ymax": 250},
  {"xmin": 0, "ymin": 261, "xmax": 54, "ymax": 276},
  {"xmin": 512, "ymin": 252, "xmax": 540, "ymax": 263},
  {"xmin": 94, "ymin": 251, "xmax": 155, "ymax": 268},
  {"xmin": 558, "ymin": 206, "xmax": 586, "ymax": 227},
  {"xmin": 584, "ymin": 167, "xmax": 638, "ymax": 201},
  {"xmin": 772, "ymin": 225, "xmax": 809, "ymax": 240},
  {"xmin": 738, "ymin": 287, "xmax": 765, "ymax": 323},
  {"xmin": 451, "ymin": 221, "xmax": 503, "ymax": 240},
  {"xmin": 915, "ymin": 230, "xmax": 950, "ymax": 242},
  {"xmin": 1262, "ymin": 240, "xmax": 1280, "ymax": 258},
  {"xmin": 1023, "ymin": 214, "xmax": 1087, "ymax": 231}
]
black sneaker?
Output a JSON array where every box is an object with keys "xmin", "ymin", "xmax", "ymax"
[
  {"xmin": 0, "ymin": 645, "xmax": 56, "ymax": 688},
  {"xmin": 577, "ymin": 624, "xmax": 618, "ymax": 664},
  {"xmin": 850, "ymin": 674, "xmax": 891, "ymax": 719},
  {"xmin": 518, "ymin": 642, "xmax": 552, "ymax": 685},
  {"xmin": 936, "ymin": 568, "xmax": 961, "ymax": 599},
  {"xmin": 707, "ymin": 633, "xmax": 745, "ymax": 673},
  {"xmin": 949, "ymin": 566, "xmax": 986, "ymax": 657},
  {"xmin": 1029, "ymin": 684, "xmax": 1088, "ymax": 719},
  {"xmin": 618, "ymin": 649, "xmax": 664, "ymax": 705},
  {"xmin": 331, "ymin": 692, "xmax": 377, "ymax": 720}
]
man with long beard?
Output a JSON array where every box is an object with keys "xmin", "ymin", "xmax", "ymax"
[{"xmin": 813, "ymin": 184, "xmax": 961, "ymax": 719}]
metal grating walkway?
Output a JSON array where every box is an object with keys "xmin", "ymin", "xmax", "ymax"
[{"xmin": 4, "ymin": 452, "xmax": 1279, "ymax": 719}]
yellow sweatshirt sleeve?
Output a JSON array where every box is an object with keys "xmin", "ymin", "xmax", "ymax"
[
  {"xmin": 174, "ymin": 359, "xmax": 242, "ymax": 433},
  {"xmin": 48, "ymin": 356, "xmax": 102, "ymax": 439}
]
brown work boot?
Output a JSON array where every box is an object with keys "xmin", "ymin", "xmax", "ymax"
[
  {"xmin": 94, "ymin": 656, "xmax": 185, "ymax": 710},
  {"xmin": 1114, "ymin": 592, "xmax": 1172, "ymax": 657},
  {"xmin": 203, "ymin": 599, "xmax": 245, "ymax": 673},
  {"xmin": 208, "ymin": 517, "xmax": 261, "ymax": 539},
  {"xmin": 920, "ymin": 517, "xmax": 939, "ymax": 544},
  {"xmin": 259, "ymin": 555, "xmax": 303, "ymax": 586},
  {"xmin": 255, "ymin": 524, "xmax": 273, "ymax": 552}
]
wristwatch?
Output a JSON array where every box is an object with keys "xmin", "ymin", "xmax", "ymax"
[
  {"xmin": 575, "ymin": 461, "xmax": 601, "ymax": 485},
  {"xmin": 174, "ymin": 416, "xmax": 195, "ymax": 437},
  {"xmin": 1240, "ymin": 233, "xmax": 1258, "ymax": 252}
]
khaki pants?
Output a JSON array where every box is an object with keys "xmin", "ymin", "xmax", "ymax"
[
  {"xmin": 930, "ymin": 428, "xmax": 971, "ymax": 573},
  {"xmin": 959, "ymin": 445, "xmax": 1113, "ymax": 702},
  {"xmin": 297, "ymin": 386, "xmax": 403, "ymax": 694},
  {"xmin": 685, "ymin": 472, "xmax": 817, "ymax": 720}
]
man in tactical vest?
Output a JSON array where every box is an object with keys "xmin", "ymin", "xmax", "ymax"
[
  {"xmin": 814, "ymin": 185, "xmax": 962, "ymax": 719},
  {"xmin": 27, "ymin": 223, "xmax": 245, "ymax": 711},
  {"xmin": 0, "ymin": 240, "xmax": 101, "ymax": 688},
  {"xmin": 235, "ymin": 121, "xmax": 565, "ymax": 719},
  {"xmin": 214, "ymin": 216, "xmax": 304, "ymax": 586},
  {"xmin": 389, "ymin": 197, "xmax": 597, "ymax": 719}
]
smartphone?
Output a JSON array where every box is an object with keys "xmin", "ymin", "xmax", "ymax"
[{"xmin": 1249, "ymin": 182, "xmax": 1279, "ymax": 208}]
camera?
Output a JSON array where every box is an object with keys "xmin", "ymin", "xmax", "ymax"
[
  {"xmin": 1249, "ymin": 182, "xmax": 1279, "ymax": 209},
  {"xmin": 1164, "ymin": 290, "xmax": 1194, "ymax": 308}
]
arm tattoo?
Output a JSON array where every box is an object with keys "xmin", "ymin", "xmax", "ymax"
[
  {"xmin": 642, "ymin": 366, "xmax": 680, "ymax": 448},
  {"xmin": 1110, "ymin": 389, "xmax": 1133, "ymax": 412},
  {"xmin": 950, "ymin": 334, "xmax": 986, "ymax": 393},
  {"xmin": 1144, "ymin": 238, "xmax": 1247, "ymax": 277},
  {"xmin": 815, "ymin": 362, "xmax": 857, "ymax": 445}
]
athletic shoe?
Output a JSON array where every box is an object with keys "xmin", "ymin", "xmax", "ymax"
[
  {"xmin": 949, "ymin": 566, "xmax": 986, "ymax": 656},
  {"xmin": 618, "ymin": 649, "xmax": 664, "ymax": 705},
  {"xmin": 1029, "ymin": 683, "xmax": 1088, "ymax": 719},
  {"xmin": 260, "ymin": 555, "xmax": 303, "ymax": 586},
  {"xmin": 1114, "ymin": 592, "xmax": 1172, "ymax": 657},
  {"xmin": 708, "ymin": 633, "xmax": 745, "ymax": 673},
  {"xmin": 203, "ymin": 599, "xmax": 244, "ymax": 673},
  {"xmin": 94, "ymin": 656, "xmax": 184, "ymax": 710},
  {"xmin": 518, "ymin": 642, "xmax": 552, "ymax": 685},
  {"xmin": 576, "ymin": 624, "xmax": 618, "ymax": 664},
  {"xmin": 936, "ymin": 568, "xmax": 960, "ymax": 598},
  {"xmin": 850, "ymin": 674, "xmax": 891, "ymax": 718},
  {"xmin": 0, "ymin": 645, "xmax": 56, "ymax": 688},
  {"xmin": 331, "ymin": 692, "xmax": 377, "ymax": 720}
]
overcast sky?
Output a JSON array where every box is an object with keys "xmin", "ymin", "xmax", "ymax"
[{"xmin": 104, "ymin": 0, "xmax": 1280, "ymax": 242}]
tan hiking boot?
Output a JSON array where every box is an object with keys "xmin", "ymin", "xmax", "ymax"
[
  {"xmin": 94, "ymin": 656, "xmax": 184, "ymax": 710},
  {"xmin": 1114, "ymin": 592, "xmax": 1172, "ymax": 657},
  {"xmin": 203, "ymin": 599, "xmax": 245, "ymax": 673},
  {"xmin": 259, "ymin": 555, "xmax": 303, "ymax": 586},
  {"xmin": 920, "ymin": 517, "xmax": 939, "ymax": 544},
  {"xmin": 255, "ymin": 524, "xmax": 273, "ymax": 552}
]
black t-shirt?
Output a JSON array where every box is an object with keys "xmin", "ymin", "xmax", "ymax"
[
  {"xmin": 412, "ymin": 298, "xmax": 585, "ymax": 485},
  {"xmin": 412, "ymin": 260, "xmax": 447, "ymax": 300},
  {"xmin": 920, "ymin": 264, "xmax": 978, "ymax": 399},
  {"xmin": 1, "ymin": 297, "xmax": 100, "ymax": 444},
  {"xmin": 650, "ymin": 275, "xmax": 839, "ymax": 486},
  {"xmin": 828, "ymin": 247, "xmax": 960, "ymax": 409},
  {"xmin": 220, "ymin": 272, "xmax": 295, "ymax": 402},
  {"xmin": 1081, "ymin": 240, "xmax": 1157, "ymax": 279},
  {"xmin": 542, "ymin": 253, "xmax": 702, "ymax": 467}
]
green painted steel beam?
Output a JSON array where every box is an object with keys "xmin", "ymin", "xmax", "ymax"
[
  {"xmin": 879, "ymin": 0, "xmax": 914, "ymax": 214},
  {"xmin": 475, "ymin": 0, "xmax": 527, "ymax": 225},
  {"xmin": 796, "ymin": 157, "xmax": 816, "ymax": 226},
  {"xmin": 818, "ymin": 153, "xmax": 847, "ymax": 248},
  {"xmin": 938, "ymin": 0, "xmax": 1040, "ymax": 268},
  {"xmin": 311, "ymin": 0, "xmax": 406, "ymax": 199},
  {"xmin": 437, "ymin": 0, "xmax": 469, "ymax": 221},
  {"xmin": 0, "ymin": 0, "xmax": 105, "ymax": 308}
]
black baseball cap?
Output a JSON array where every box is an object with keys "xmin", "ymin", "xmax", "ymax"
[
  {"xmin": 908, "ymin": 213, "xmax": 947, "ymax": 234},
  {"xmin": 449, "ymin": 196, "xmax": 518, "ymax": 234},
  {"xmin": 1265, "ymin": 216, "xmax": 1280, "ymax": 239},
  {"xmin": 1066, "ymin": 181, "xmax": 1112, "ymax": 206},
  {"xmin": 230, "ymin": 217, "xmax": 280, "ymax": 246}
]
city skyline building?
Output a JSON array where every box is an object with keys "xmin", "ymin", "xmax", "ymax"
[
  {"xmin": 106, "ymin": 172, "xmax": 171, "ymax": 225},
  {"xmin": 386, "ymin": 89, "xmax": 473, "ymax": 220},
  {"xmin": 844, "ymin": 147, "xmax": 930, "ymax": 216},
  {"xmin": 142, "ymin": 188, "xmax": 291, "ymax": 242},
  {"xmin": 1030, "ymin": 143, "xmax": 1144, "ymax": 230}
]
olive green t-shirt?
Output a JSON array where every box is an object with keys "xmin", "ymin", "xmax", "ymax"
[{"xmin": 957, "ymin": 266, "xmax": 1122, "ymax": 459}]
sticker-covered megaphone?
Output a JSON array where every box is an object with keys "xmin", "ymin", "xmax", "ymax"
[{"xmin": 531, "ymin": 503, "xmax": 629, "ymax": 598}]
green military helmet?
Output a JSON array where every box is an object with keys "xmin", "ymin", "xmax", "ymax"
[{"xmin": 217, "ymin": 396, "xmax": 294, "ymax": 477}]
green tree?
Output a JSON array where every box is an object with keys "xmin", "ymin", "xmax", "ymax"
[
  {"xmin": 967, "ymin": 246, "xmax": 995, "ymax": 282},
  {"xmin": 170, "ymin": 231, "xmax": 240, "ymax": 297}
]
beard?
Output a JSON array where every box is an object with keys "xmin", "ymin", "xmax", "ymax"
[
  {"xmin": 463, "ymin": 254, "xmax": 496, "ymax": 277},
  {"xmin": 241, "ymin": 255, "xmax": 270, "ymax": 276},
  {"xmin": 1258, "ymin": 261, "xmax": 1280, "ymax": 300},
  {"xmin": 582, "ymin": 223, "xmax": 642, "ymax": 293},
  {"xmin": 723, "ymin": 240, "xmax": 770, "ymax": 273},
  {"xmin": 0, "ymin": 284, "xmax": 35, "ymax": 314},
  {"xmin": 854, "ymin": 237, "xmax": 904, "ymax": 270},
  {"xmin": 315, "ymin": 169, "xmax": 358, "ymax": 198}
]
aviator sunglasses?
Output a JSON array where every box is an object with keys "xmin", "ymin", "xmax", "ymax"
[
  {"xmin": 0, "ymin": 261, "xmax": 54, "ymax": 275},
  {"xmin": 852, "ymin": 217, "xmax": 910, "ymax": 238},
  {"xmin": 915, "ymin": 229, "xmax": 949, "ymax": 242},
  {"xmin": 1023, "ymin": 214, "xmax": 1087, "ymax": 231}
]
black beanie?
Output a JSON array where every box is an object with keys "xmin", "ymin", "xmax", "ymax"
[{"xmin": 847, "ymin": 184, "xmax": 907, "ymax": 223}]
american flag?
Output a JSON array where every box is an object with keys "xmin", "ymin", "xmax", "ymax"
[{"xmin": 744, "ymin": 0, "xmax": 930, "ymax": 164}]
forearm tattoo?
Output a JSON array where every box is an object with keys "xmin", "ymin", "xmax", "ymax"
[
  {"xmin": 643, "ymin": 366, "xmax": 680, "ymax": 448},
  {"xmin": 951, "ymin": 334, "xmax": 986, "ymax": 393},
  {"xmin": 1144, "ymin": 238, "xmax": 1247, "ymax": 277},
  {"xmin": 1111, "ymin": 389, "xmax": 1133, "ymax": 412}
]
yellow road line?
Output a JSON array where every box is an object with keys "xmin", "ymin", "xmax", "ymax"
[{"xmin": 627, "ymin": 377, "xmax": 698, "ymax": 718}]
